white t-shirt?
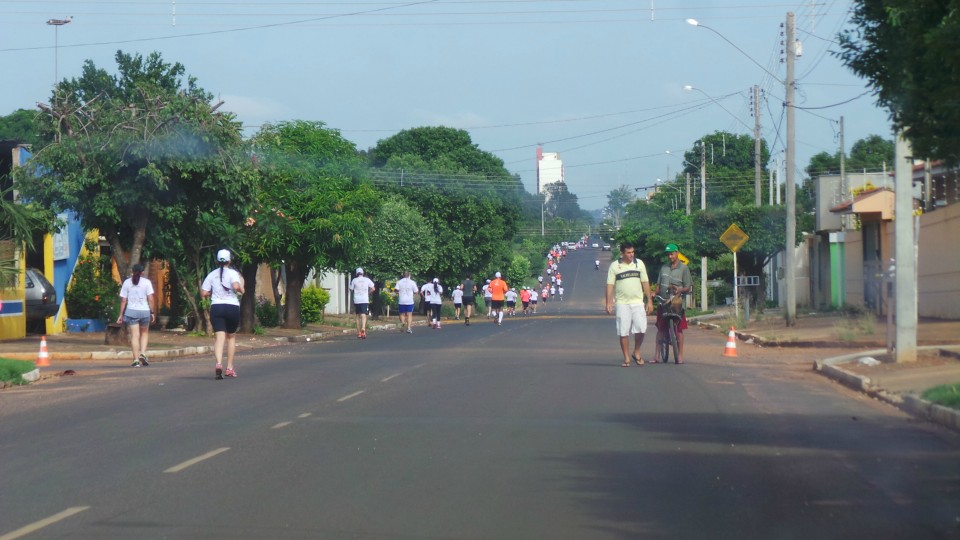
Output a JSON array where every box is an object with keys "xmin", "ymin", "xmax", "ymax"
[
  {"xmin": 350, "ymin": 275, "xmax": 375, "ymax": 304},
  {"xmin": 119, "ymin": 277, "xmax": 154, "ymax": 312},
  {"xmin": 201, "ymin": 267, "xmax": 242, "ymax": 306},
  {"xmin": 505, "ymin": 290, "xmax": 518, "ymax": 303},
  {"xmin": 483, "ymin": 284, "xmax": 492, "ymax": 298},
  {"xmin": 395, "ymin": 277, "xmax": 418, "ymax": 305},
  {"xmin": 558, "ymin": 287, "xmax": 565, "ymax": 296},
  {"xmin": 452, "ymin": 288, "xmax": 464, "ymax": 303},
  {"xmin": 422, "ymin": 283, "xmax": 443, "ymax": 305}
]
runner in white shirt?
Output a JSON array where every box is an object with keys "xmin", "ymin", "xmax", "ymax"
[
  {"xmin": 559, "ymin": 286, "xmax": 565, "ymax": 301},
  {"xmin": 483, "ymin": 279, "xmax": 493, "ymax": 318},
  {"xmin": 505, "ymin": 288, "xmax": 518, "ymax": 316},
  {"xmin": 427, "ymin": 278, "xmax": 444, "ymax": 328},
  {"xmin": 530, "ymin": 286, "xmax": 539, "ymax": 313},
  {"xmin": 394, "ymin": 271, "xmax": 418, "ymax": 334},
  {"xmin": 451, "ymin": 285, "xmax": 464, "ymax": 320},
  {"xmin": 349, "ymin": 267, "xmax": 376, "ymax": 339}
]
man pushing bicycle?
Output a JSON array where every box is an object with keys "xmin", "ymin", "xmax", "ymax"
[{"xmin": 653, "ymin": 243, "xmax": 693, "ymax": 364}]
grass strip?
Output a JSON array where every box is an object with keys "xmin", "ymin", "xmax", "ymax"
[
  {"xmin": 922, "ymin": 384, "xmax": 960, "ymax": 410},
  {"xmin": 0, "ymin": 357, "xmax": 38, "ymax": 385}
]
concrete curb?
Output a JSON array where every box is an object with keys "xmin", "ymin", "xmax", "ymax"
[{"xmin": 813, "ymin": 346, "xmax": 960, "ymax": 433}]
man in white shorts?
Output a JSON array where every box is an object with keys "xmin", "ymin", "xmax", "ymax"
[{"xmin": 604, "ymin": 242, "xmax": 654, "ymax": 367}]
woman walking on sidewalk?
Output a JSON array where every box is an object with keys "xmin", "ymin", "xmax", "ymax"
[
  {"xmin": 117, "ymin": 263, "xmax": 155, "ymax": 367},
  {"xmin": 201, "ymin": 249, "xmax": 244, "ymax": 379}
]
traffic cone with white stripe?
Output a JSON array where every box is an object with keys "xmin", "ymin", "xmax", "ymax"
[
  {"xmin": 36, "ymin": 335, "xmax": 51, "ymax": 367},
  {"xmin": 722, "ymin": 327, "xmax": 738, "ymax": 358}
]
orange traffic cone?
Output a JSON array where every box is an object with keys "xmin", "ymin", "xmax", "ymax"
[
  {"xmin": 36, "ymin": 335, "xmax": 51, "ymax": 367},
  {"xmin": 722, "ymin": 327, "xmax": 738, "ymax": 357}
]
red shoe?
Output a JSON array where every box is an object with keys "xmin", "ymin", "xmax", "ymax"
[
  {"xmin": 360, "ymin": 330, "xmax": 367, "ymax": 339},
  {"xmin": 224, "ymin": 368, "xmax": 237, "ymax": 378}
]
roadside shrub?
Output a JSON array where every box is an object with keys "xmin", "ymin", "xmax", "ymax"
[
  {"xmin": 65, "ymin": 240, "xmax": 120, "ymax": 320},
  {"xmin": 300, "ymin": 286, "xmax": 330, "ymax": 325},
  {"xmin": 255, "ymin": 296, "xmax": 279, "ymax": 328},
  {"xmin": 0, "ymin": 358, "xmax": 35, "ymax": 385}
]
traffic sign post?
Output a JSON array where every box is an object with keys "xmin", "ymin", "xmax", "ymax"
[{"xmin": 720, "ymin": 224, "xmax": 750, "ymax": 320}]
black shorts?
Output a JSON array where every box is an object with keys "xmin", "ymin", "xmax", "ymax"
[
  {"xmin": 210, "ymin": 304, "xmax": 240, "ymax": 334},
  {"xmin": 491, "ymin": 300, "xmax": 504, "ymax": 309},
  {"xmin": 354, "ymin": 303, "xmax": 369, "ymax": 315},
  {"xmin": 462, "ymin": 296, "xmax": 475, "ymax": 306},
  {"xmin": 522, "ymin": 301, "xmax": 530, "ymax": 308},
  {"xmin": 506, "ymin": 301, "xmax": 516, "ymax": 308},
  {"xmin": 454, "ymin": 302, "xmax": 463, "ymax": 308}
]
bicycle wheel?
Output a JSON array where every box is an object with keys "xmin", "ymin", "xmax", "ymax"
[{"xmin": 669, "ymin": 319, "xmax": 680, "ymax": 364}]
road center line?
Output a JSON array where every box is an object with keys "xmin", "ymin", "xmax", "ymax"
[
  {"xmin": 337, "ymin": 390, "xmax": 365, "ymax": 402},
  {"xmin": 271, "ymin": 421, "xmax": 293, "ymax": 429},
  {"xmin": 164, "ymin": 447, "xmax": 230, "ymax": 473},
  {"xmin": 297, "ymin": 413, "xmax": 312, "ymax": 418},
  {"xmin": 381, "ymin": 373, "xmax": 401, "ymax": 382},
  {"xmin": 0, "ymin": 506, "xmax": 90, "ymax": 540}
]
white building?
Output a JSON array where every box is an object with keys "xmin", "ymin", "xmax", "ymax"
[{"xmin": 536, "ymin": 147, "xmax": 564, "ymax": 193}]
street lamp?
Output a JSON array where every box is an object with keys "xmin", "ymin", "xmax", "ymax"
[
  {"xmin": 686, "ymin": 18, "xmax": 782, "ymax": 83},
  {"xmin": 46, "ymin": 16, "xmax": 72, "ymax": 87}
]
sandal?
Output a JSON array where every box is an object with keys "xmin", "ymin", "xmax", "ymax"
[
  {"xmin": 633, "ymin": 355, "xmax": 644, "ymax": 366},
  {"xmin": 621, "ymin": 361, "xmax": 631, "ymax": 367}
]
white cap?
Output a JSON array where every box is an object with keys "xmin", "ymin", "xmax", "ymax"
[
  {"xmin": 486, "ymin": 279, "xmax": 491, "ymax": 283},
  {"xmin": 495, "ymin": 272, "xmax": 501, "ymax": 278},
  {"xmin": 356, "ymin": 267, "xmax": 364, "ymax": 275},
  {"xmin": 433, "ymin": 278, "xmax": 439, "ymax": 283},
  {"xmin": 457, "ymin": 284, "xmax": 462, "ymax": 289},
  {"xmin": 217, "ymin": 249, "xmax": 231, "ymax": 262}
]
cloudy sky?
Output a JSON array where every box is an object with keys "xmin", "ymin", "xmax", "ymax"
[{"xmin": 1, "ymin": 1, "xmax": 891, "ymax": 209}]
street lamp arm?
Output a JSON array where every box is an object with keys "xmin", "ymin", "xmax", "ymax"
[{"xmin": 687, "ymin": 19, "xmax": 784, "ymax": 84}]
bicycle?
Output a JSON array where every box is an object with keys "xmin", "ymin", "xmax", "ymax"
[{"xmin": 655, "ymin": 291, "xmax": 684, "ymax": 364}]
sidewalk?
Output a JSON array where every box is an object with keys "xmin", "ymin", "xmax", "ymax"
[{"xmin": 695, "ymin": 309, "xmax": 960, "ymax": 433}]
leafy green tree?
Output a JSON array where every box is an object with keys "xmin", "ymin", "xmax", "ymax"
[
  {"xmin": 838, "ymin": 1, "xmax": 960, "ymax": 162},
  {"xmin": 250, "ymin": 120, "xmax": 380, "ymax": 328},
  {"xmin": 505, "ymin": 254, "xmax": 531, "ymax": 290},
  {"xmin": 543, "ymin": 182, "xmax": 583, "ymax": 221},
  {"xmin": 604, "ymin": 185, "xmax": 635, "ymax": 228},
  {"xmin": 848, "ymin": 135, "xmax": 894, "ymax": 170},
  {"xmin": 364, "ymin": 195, "xmax": 435, "ymax": 280},
  {"xmin": 15, "ymin": 51, "xmax": 252, "ymax": 281},
  {"xmin": 805, "ymin": 151, "xmax": 841, "ymax": 177},
  {"xmin": 680, "ymin": 131, "xmax": 770, "ymax": 207},
  {"xmin": 0, "ymin": 109, "xmax": 41, "ymax": 147}
]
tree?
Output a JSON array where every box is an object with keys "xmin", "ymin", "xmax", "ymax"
[
  {"xmin": 604, "ymin": 185, "xmax": 635, "ymax": 228},
  {"xmin": 16, "ymin": 51, "xmax": 252, "ymax": 281},
  {"xmin": 0, "ymin": 109, "xmax": 41, "ymax": 147},
  {"xmin": 680, "ymin": 131, "xmax": 770, "ymax": 207},
  {"xmin": 848, "ymin": 135, "xmax": 894, "ymax": 170},
  {"xmin": 505, "ymin": 254, "xmax": 531, "ymax": 290},
  {"xmin": 250, "ymin": 120, "xmax": 381, "ymax": 328},
  {"xmin": 543, "ymin": 182, "xmax": 582, "ymax": 221},
  {"xmin": 838, "ymin": 1, "xmax": 960, "ymax": 163}
]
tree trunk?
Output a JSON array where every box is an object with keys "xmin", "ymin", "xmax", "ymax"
[
  {"xmin": 283, "ymin": 261, "xmax": 307, "ymax": 329},
  {"xmin": 271, "ymin": 266, "xmax": 285, "ymax": 327},
  {"xmin": 239, "ymin": 262, "xmax": 258, "ymax": 333}
]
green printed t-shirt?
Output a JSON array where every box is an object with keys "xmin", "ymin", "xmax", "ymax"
[{"xmin": 607, "ymin": 258, "xmax": 650, "ymax": 305}]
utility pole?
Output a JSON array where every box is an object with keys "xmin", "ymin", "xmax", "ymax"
[
  {"xmin": 894, "ymin": 132, "xmax": 917, "ymax": 362},
  {"xmin": 754, "ymin": 84, "xmax": 762, "ymax": 207},
  {"xmin": 685, "ymin": 172, "xmax": 691, "ymax": 215},
  {"xmin": 700, "ymin": 142, "xmax": 708, "ymax": 311},
  {"xmin": 839, "ymin": 116, "xmax": 846, "ymax": 200},
  {"xmin": 784, "ymin": 11, "xmax": 797, "ymax": 326}
]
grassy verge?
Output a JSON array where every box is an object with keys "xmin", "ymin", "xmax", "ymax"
[
  {"xmin": 922, "ymin": 384, "xmax": 960, "ymax": 410},
  {"xmin": 0, "ymin": 357, "xmax": 37, "ymax": 386}
]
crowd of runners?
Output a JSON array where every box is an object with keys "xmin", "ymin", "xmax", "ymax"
[{"xmin": 347, "ymin": 240, "xmax": 583, "ymax": 337}]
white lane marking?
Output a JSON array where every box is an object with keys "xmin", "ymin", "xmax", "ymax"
[
  {"xmin": 297, "ymin": 413, "xmax": 312, "ymax": 418},
  {"xmin": 271, "ymin": 421, "xmax": 293, "ymax": 429},
  {"xmin": 381, "ymin": 373, "xmax": 401, "ymax": 382},
  {"xmin": 337, "ymin": 390, "xmax": 365, "ymax": 402},
  {"xmin": 164, "ymin": 447, "xmax": 230, "ymax": 473},
  {"xmin": 0, "ymin": 506, "xmax": 90, "ymax": 540}
]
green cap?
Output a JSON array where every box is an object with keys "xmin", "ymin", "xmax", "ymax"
[{"xmin": 664, "ymin": 243, "xmax": 679, "ymax": 253}]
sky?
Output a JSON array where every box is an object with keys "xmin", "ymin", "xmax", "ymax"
[{"xmin": 0, "ymin": 1, "xmax": 892, "ymax": 210}]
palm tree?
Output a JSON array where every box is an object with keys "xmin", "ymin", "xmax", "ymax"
[{"xmin": 0, "ymin": 187, "xmax": 48, "ymax": 287}]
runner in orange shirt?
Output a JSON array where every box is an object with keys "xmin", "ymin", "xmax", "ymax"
[{"xmin": 488, "ymin": 271, "xmax": 509, "ymax": 326}]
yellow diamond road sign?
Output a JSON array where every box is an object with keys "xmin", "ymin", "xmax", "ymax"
[{"xmin": 720, "ymin": 223, "xmax": 749, "ymax": 252}]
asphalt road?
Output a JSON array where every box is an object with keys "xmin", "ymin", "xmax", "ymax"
[{"xmin": 1, "ymin": 248, "xmax": 959, "ymax": 539}]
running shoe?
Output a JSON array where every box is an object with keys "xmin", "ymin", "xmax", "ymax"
[
  {"xmin": 131, "ymin": 360, "xmax": 141, "ymax": 367},
  {"xmin": 406, "ymin": 329, "xmax": 413, "ymax": 334},
  {"xmin": 224, "ymin": 368, "xmax": 237, "ymax": 378},
  {"xmin": 215, "ymin": 363, "xmax": 223, "ymax": 380},
  {"xmin": 360, "ymin": 330, "xmax": 367, "ymax": 339},
  {"xmin": 138, "ymin": 354, "xmax": 149, "ymax": 366}
]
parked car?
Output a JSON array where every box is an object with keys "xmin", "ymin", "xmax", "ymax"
[
  {"xmin": 602, "ymin": 244, "xmax": 612, "ymax": 251},
  {"xmin": 591, "ymin": 242, "xmax": 599, "ymax": 248},
  {"xmin": 25, "ymin": 267, "xmax": 58, "ymax": 321}
]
